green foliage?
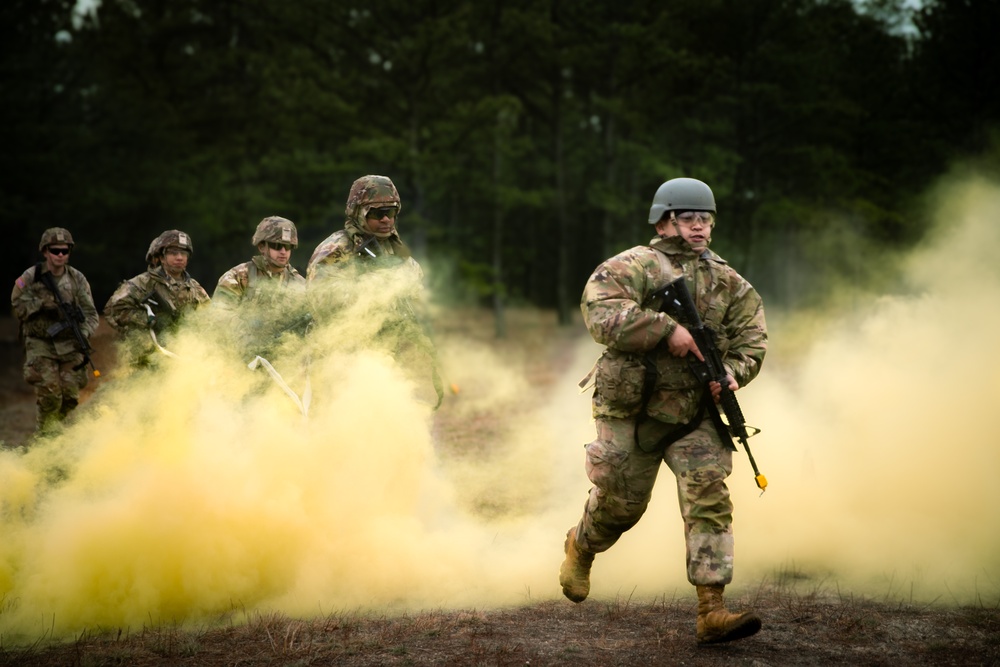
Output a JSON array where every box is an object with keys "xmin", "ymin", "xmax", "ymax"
[{"xmin": 2, "ymin": 0, "xmax": 994, "ymax": 313}]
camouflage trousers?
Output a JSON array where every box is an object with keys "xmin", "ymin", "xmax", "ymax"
[
  {"xmin": 570, "ymin": 416, "xmax": 735, "ymax": 586},
  {"xmin": 23, "ymin": 337, "xmax": 88, "ymax": 433}
]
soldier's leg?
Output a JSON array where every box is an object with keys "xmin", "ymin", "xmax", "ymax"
[
  {"xmin": 574, "ymin": 418, "xmax": 668, "ymax": 554},
  {"xmin": 57, "ymin": 352, "xmax": 88, "ymax": 419},
  {"xmin": 24, "ymin": 353, "xmax": 62, "ymax": 432},
  {"xmin": 561, "ymin": 417, "xmax": 668, "ymax": 602},
  {"xmin": 664, "ymin": 419, "xmax": 734, "ymax": 586},
  {"xmin": 666, "ymin": 420, "xmax": 760, "ymax": 643}
]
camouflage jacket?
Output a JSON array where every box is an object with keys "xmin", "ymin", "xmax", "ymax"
[
  {"xmin": 582, "ymin": 235, "xmax": 767, "ymax": 423},
  {"xmin": 11, "ymin": 263, "xmax": 99, "ymax": 355},
  {"xmin": 306, "ymin": 221, "xmax": 420, "ymax": 283},
  {"xmin": 104, "ymin": 266, "xmax": 210, "ymax": 334},
  {"xmin": 213, "ymin": 255, "xmax": 305, "ymax": 308}
]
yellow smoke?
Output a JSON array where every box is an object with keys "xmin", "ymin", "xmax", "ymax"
[
  {"xmin": 0, "ymin": 260, "xmax": 587, "ymax": 642},
  {"xmin": 733, "ymin": 175, "xmax": 1000, "ymax": 602}
]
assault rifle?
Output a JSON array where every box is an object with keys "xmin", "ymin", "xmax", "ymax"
[
  {"xmin": 39, "ymin": 270, "xmax": 100, "ymax": 378},
  {"xmin": 656, "ymin": 276, "xmax": 766, "ymax": 491}
]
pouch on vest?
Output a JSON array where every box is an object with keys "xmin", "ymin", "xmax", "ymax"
[{"xmin": 594, "ymin": 350, "xmax": 646, "ymax": 415}]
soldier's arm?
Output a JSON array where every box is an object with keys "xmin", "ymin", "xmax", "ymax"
[
  {"xmin": 306, "ymin": 244, "xmax": 351, "ymax": 284},
  {"xmin": 581, "ymin": 252, "xmax": 676, "ymax": 353},
  {"xmin": 11, "ymin": 270, "xmax": 55, "ymax": 321},
  {"xmin": 189, "ymin": 279, "xmax": 211, "ymax": 306},
  {"xmin": 720, "ymin": 276, "xmax": 767, "ymax": 388},
  {"xmin": 74, "ymin": 271, "xmax": 100, "ymax": 339},
  {"xmin": 211, "ymin": 269, "xmax": 245, "ymax": 309},
  {"xmin": 103, "ymin": 277, "xmax": 152, "ymax": 331}
]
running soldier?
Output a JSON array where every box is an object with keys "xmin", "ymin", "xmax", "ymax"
[{"xmin": 560, "ymin": 178, "xmax": 768, "ymax": 645}]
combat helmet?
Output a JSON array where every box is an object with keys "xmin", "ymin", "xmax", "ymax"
[
  {"xmin": 647, "ymin": 178, "xmax": 716, "ymax": 224},
  {"xmin": 252, "ymin": 216, "xmax": 298, "ymax": 248},
  {"xmin": 345, "ymin": 175, "xmax": 401, "ymax": 221},
  {"xmin": 39, "ymin": 227, "xmax": 75, "ymax": 251},
  {"xmin": 145, "ymin": 229, "xmax": 194, "ymax": 266}
]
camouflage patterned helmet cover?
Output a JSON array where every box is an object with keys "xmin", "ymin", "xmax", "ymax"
[
  {"xmin": 38, "ymin": 227, "xmax": 75, "ymax": 251},
  {"xmin": 145, "ymin": 229, "xmax": 194, "ymax": 265},
  {"xmin": 345, "ymin": 175, "xmax": 401, "ymax": 221},
  {"xmin": 252, "ymin": 216, "xmax": 298, "ymax": 248}
]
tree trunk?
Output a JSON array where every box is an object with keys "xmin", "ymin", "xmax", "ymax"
[{"xmin": 492, "ymin": 109, "xmax": 507, "ymax": 339}]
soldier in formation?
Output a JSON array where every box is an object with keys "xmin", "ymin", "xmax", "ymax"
[
  {"xmin": 11, "ymin": 228, "xmax": 99, "ymax": 433},
  {"xmin": 213, "ymin": 216, "xmax": 309, "ymax": 358},
  {"xmin": 103, "ymin": 230, "xmax": 210, "ymax": 364},
  {"xmin": 213, "ymin": 216, "xmax": 306, "ymax": 306},
  {"xmin": 307, "ymin": 174, "xmax": 442, "ymax": 407},
  {"xmin": 14, "ymin": 176, "xmax": 436, "ymax": 418},
  {"xmin": 307, "ymin": 174, "xmax": 419, "ymax": 280},
  {"xmin": 559, "ymin": 177, "xmax": 768, "ymax": 644}
]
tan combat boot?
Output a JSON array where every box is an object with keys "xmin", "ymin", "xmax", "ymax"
[
  {"xmin": 695, "ymin": 584, "xmax": 762, "ymax": 644},
  {"xmin": 559, "ymin": 528, "xmax": 595, "ymax": 603}
]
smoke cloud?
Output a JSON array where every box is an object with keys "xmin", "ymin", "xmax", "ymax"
[
  {"xmin": 731, "ymin": 175, "xmax": 1000, "ymax": 603},
  {"xmin": 2, "ymin": 177, "xmax": 998, "ymax": 643}
]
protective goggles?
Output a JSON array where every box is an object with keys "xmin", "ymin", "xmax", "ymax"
[{"xmin": 366, "ymin": 206, "xmax": 398, "ymax": 220}]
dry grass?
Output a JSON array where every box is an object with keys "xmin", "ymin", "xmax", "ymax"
[{"xmin": 0, "ymin": 583, "xmax": 996, "ymax": 666}]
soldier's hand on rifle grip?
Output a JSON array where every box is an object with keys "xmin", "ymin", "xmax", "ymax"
[
  {"xmin": 709, "ymin": 376, "xmax": 739, "ymax": 402},
  {"xmin": 666, "ymin": 324, "xmax": 705, "ymax": 362}
]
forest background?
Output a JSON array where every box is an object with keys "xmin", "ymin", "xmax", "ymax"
[{"xmin": 4, "ymin": 0, "xmax": 999, "ymax": 333}]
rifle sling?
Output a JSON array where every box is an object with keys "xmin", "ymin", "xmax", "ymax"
[{"xmin": 34, "ymin": 263, "xmax": 91, "ymax": 370}]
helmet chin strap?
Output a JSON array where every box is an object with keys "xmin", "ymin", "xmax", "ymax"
[{"xmin": 260, "ymin": 249, "xmax": 287, "ymax": 272}]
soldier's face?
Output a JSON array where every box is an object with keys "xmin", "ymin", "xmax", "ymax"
[
  {"xmin": 655, "ymin": 211, "xmax": 713, "ymax": 251},
  {"xmin": 364, "ymin": 206, "xmax": 398, "ymax": 236},
  {"xmin": 262, "ymin": 242, "xmax": 291, "ymax": 267},
  {"xmin": 44, "ymin": 246, "xmax": 71, "ymax": 271},
  {"xmin": 162, "ymin": 248, "xmax": 189, "ymax": 276}
]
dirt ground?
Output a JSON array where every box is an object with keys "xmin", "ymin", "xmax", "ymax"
[
  {"xmin": 0, "ymin": 589, "xmax": 996, "ymax": 666},
  {"xmin": 0, "ymin": 312, "xmax": 997, "ymax": 666}
]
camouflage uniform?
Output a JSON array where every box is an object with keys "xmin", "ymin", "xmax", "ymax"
[
  {"xmin": 307, "ymin": 175, "xmax": 441, "ymax": 406},
  {"xmin": 11, "ymin": 228, "xmax": 99, "ymax": 431},
  {"xmin": 213, "ymin": 217, "xmax": 309, "ymax": 356},
  {"xmin": 306, "ymin": 175, "xmax": 421, "ymax": 281},
  {"xmin": 214, "ymin": 217, "xmax": 306, "ymax": 307},
  {"xmin": 104, "ymin": 230, "xmax": 210, "ymax": 361},
  {"xmin": 104, "ymin": 265, "xmax": 210, "ymax": 334},
  {"xmin": 214, "ymin": 254, "xmax": 305, "ymax": 305},
  {"xmin": 571, "ymin": 232, "xmax": 767, "ymax": 586}
]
